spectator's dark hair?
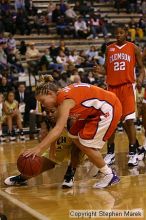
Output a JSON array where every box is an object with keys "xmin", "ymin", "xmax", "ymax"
[
  {"xmin": 18, "ymin": 82, "xmax": 26, "ymax": 87},
  {"xmin": 6, "ymin": 91, "xmax": 15, "ymax": 101}
]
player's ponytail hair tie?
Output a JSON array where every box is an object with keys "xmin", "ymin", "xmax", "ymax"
[
  {"xmin": 39, "ymin": 75, "xmax": 54, "ymax": 83},
  {"xmin": 36, "ymin": 74, "xmax": 58, "ymax": 95}
]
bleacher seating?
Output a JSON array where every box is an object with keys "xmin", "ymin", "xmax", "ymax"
[{"xmin": 8, "ymin": 1, "xmax": 143, "ymax": 52}]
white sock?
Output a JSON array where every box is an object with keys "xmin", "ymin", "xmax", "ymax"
[{"xmin": 100, "ymin": 165, "xmax": 112, "ymax": 175}]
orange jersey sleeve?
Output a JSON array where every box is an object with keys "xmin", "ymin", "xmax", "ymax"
[{"xmin": 106, "ymin": 42, "xmax": 136, "ymax": 86}]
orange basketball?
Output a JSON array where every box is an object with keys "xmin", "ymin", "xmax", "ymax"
[{"xmin": 17, "ymin": 154, "xmax": 43, "ymax": 177}]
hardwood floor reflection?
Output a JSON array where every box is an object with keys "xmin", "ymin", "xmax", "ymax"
[
  {"xmin": 0, "ymin": 195, "xmax": 37, "ymax": 220},
  {"xmin": 0, "ymin": 131, "xmax": 146, "ymax": 220}
]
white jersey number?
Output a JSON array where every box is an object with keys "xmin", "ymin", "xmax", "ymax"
[{"xmin": 114, "ymin": 61, "xmax": 126, "ymax": 71}]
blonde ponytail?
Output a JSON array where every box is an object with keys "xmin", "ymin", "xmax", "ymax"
[{"xmin": 36, "ymin": 74, "xmax": 58, "ymax": 95}]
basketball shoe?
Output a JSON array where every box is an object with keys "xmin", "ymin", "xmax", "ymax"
[
  {"xmin": 104, "ymin": 143, "xmax": 115, "ymax": 165},
  {"xmin": 62, "ymin": 165, "xmax": 76, "ymax": 188},
  {"xmin": 19, "ymin": 130, "xmax": 25, "ymax": 141},
  {"xmin": 128, "ymin": 153, "xmax": 138, "ymax": 166},
  {"xmin": 4, "ymin": 175, "xmax": 27, "ymax": 186},
  {"xmin": 93, "ymin": 171, "xmax": 120, "ymax": 189},
  {"xmin": 9, "ymin": 130, "xmax": 16, "ymax": 141},
  {"xmin": 137, "ymin": 146, "xmax": 145, "ymax": 161},
  {"xmin": 0, "ymin": 135, "xmax": 6, "ymax": 142},
  {"xmin": 104, "ymin": 153, "xmax": 115, "ymax": 165}
]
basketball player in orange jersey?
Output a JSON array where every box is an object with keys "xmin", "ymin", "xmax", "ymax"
[
  {"xmin": 23, "ymin": 75, "xmax": 122, "ymax": 189},
  {"xmin": 96, "ymin": 25, "xmax": 145, "ymax": 166},
  {"xmin": 4, "ymin": 107, "xmax": 84, "ymax": 188}
]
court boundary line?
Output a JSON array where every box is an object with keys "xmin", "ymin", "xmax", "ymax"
[{"xmin": 0, "ymin": 190, "xmax": 50, "ymax": 220}]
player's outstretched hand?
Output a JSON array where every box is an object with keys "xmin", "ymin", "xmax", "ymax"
[{"xmin": 23, "ymin": 146, "xmax": 42, "ymax": 159}]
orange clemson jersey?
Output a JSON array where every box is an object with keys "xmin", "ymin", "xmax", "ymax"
[
  {"xmin": 106, "ymin": 42, "xmax": 136, "ymax": 86},
  {"xmin": 56, "ymin": 83, "xmax": 119, "ymax": 121}
]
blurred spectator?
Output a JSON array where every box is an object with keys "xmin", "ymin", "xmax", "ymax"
[
  {"xmin": 15, "ymin": 82, "xmax": 29, "ymax": 125},
  {"xmin": 52, "ymin": 4, "xmax": 61, "ymax": 23},
  {"xmin": 0, "ymin": 76, "xmax": 11, "ymax": 96},
  {"xmin": 127, "ymin": 0, "xmax": 137, "ymax": 13},
  {"xmin": 0, "ymin": 0, "xmax": 10, "ymax": 16},
  {"xmin": 7, "ymin": 34, "xmax": 16, "ymax": 51},
  {"xmin": 65, "ymin": 4, "xmax": 77, "ymax": 21},
  {"xmin": 52, "ymin": 69, "xmax": 61, "ymax": 85},
  {"xmin": 86, "ymin": 71, "xmax": 95, "ymax": 84},
  {"xmin": 85, "ymin": 46, "xmax": 98, "ymax": 60},
  {"xmin": 24, "ymin": 0, "xmax": 37, "ymax": 15},
  {"xmin": 68, "ymin": 49, "xmax": 80, "ymax": 66},
  {"xmin": 78, "ymin": 50, "xmax": 87, "ymax": 67},
  {"xmin": 97, "ymin": 51, "xmax": 105, "ymax": 65},
  {"xmin": 128, "ymin": 18, "xmax": 137, "ymax": 42},
  {"xmin": 47, "ymin": 2, "xmax": 56, "ymax": 22},
  {"xmin": 26, "ymin": 42, "xmax": 41, "ymax": 59},
  {"xmin": 56, "ymin": 50, "xmax": 68, "ymax": 71},
  {"xmin": 15, "ymin": 0, "xmax": 25, "ymax": 12},
  {"xmin": 58, "ymin": 71, "xmax": 71, "ymax": 87},
  {"xmin": 142, "ymin": 0, "xmax": 146, "ymax": 15},
  {"xmin": 56, "ymin": 15, "xmax": 68, "ymax": 39},
  {"xmin": 129, "ymin": 18, "xmax": 144, "ymax": 42},
  {"xmin": 19, "ymin": 40, "xmax": 27, "ymax": 56},
  {"xmin": 74, "ymin": 16, "xmax": 89, "ymax": 39},
  {"xmin": 24, "ymin": 0, "xmax": 31, "ymax": 11},
  {"xmin": 77, "ymin": 1, "xmax": 93, "ymax": 16},
  {"xmin": 88, "ymin": 14, "xmax": 100, "ymax": 39},
  {"xmin": 15, "ymin": 82, "xmax": 28, "ymax": 104},
  {"xmin": 60, "ymin": 0, "xmax": 67, "ymax": 15},
  {"xmin": 2, "ymin": 10, "xmax": 16, "ymax": 35},
  {"xmin": 56, "ymin": 40, "xmax": 69, "ymax": 55},
  {"xmin": 73, "ymin": 1, "xmax": 81, "ymax": 14},
  {"xmin": 26, "ymin": 42, "xmax": 41, "ymax": 74},
  {"xmin": 4, "ymin": 91, "xmax": 25, "ymax": 141},
  {"xmin": 0, "ymin": 40, "xmax": 8, "ymax": 73},
  {"xmin": 49, "ymin": 40, "xmax": 58, "ymax": 59},
  {"xmin": 7, "ymin": 47, "xmax": 25, "ymax": 75},
  {"xmin": 138, "ymin": 17, "xmax": 146, "ymax": 30},
  {"xmin": 16, "ymin": 9, "xmax": 31, "ymax": 35},
  {"xmin": 39, "ymin": 48, "xmax": 63, "ymax": 71},
  {"xmin": 72, "ymin": 74, "xmax": 81, "ymax": 83},
  {"xmin": 99, "ymin": 15, "xmax": 109, "ymax": 37},
  {"xmin": 33, "ymin": 12, "xmax": 49, "ymax": 35}
]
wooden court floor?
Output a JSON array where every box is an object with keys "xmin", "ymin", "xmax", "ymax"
[{"xmin": 0, "ymin": 131, "xmax": 146, "ymax": 220}]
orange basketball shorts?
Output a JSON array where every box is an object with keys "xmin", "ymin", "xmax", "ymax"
[
  {"xmin": 68, "ymin": 99, "xmax": 122, "ymax": 149},
  {"xmin": 108, "ymin": 83, "xmax": 136, "ymax": 121}
]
